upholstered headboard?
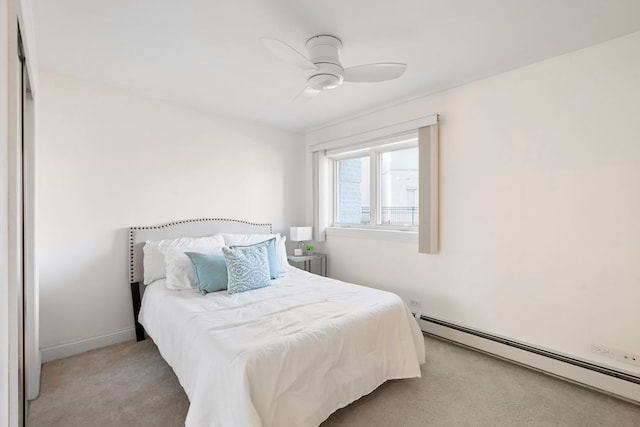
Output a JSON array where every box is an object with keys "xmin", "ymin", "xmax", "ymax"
[
  {"xmin": 129, "ymin": 218, "xmax": 272, "ymax": 284},
  {"xmin": 128, "ymin": 218, "xmax": 272, "ymax": 340}
]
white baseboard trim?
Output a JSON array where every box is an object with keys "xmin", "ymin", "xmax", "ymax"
[
  {"xmin": 419, "ymin": 316, "xmax": 640, "ymax": 404},
  {"xmin": 41, "ymin": 327, "xmax": 136, "ymax": 363}
]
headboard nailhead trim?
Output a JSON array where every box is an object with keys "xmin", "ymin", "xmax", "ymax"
[{"xmin": 128, "ymin": 218, "xmax": 273, "ymax": 284}]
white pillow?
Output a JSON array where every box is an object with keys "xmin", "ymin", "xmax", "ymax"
[
  {"xmin": 143, "ymin": 243, "xmax": 166, "ymax": 284},
  {"xmin": 221, "ymin": 233, "xmax": 278, "ymax": 246},
  {"xmin": 142, "ymin": 234, "xmax": 224, "ymax": 285},
  {"xmin": 164, "ymin": 236, "xmax": 225, "ymax": 290},
  {"xmin": 221, "ymin": 233, "xmax": 289, "ymax": 275},
  {"xmin": 274, "ymin": 235, "xmax": 290, "ymax": 274}
]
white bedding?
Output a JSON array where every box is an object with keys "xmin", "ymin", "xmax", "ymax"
[{"xmin": 139, "ymin": 267, "xmax": 425, "ymax": 427}]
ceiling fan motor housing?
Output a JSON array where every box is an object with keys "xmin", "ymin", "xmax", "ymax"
[{"xmin": 306, "ymin": 35, "xmax": 344, "ymax": 90}]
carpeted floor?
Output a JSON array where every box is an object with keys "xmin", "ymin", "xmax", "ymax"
[{"xmin": 28, "ymin": 334, "xmax": 640, "ymax": 427}]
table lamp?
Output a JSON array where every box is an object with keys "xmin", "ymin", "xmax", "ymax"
[{"xmin": 290, "ymin": 226, "xmax": 313, "ymax": 256}]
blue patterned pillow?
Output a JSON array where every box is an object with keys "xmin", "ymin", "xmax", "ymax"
[
  {"xmin": 185, "ymin": 252, "xmax": 228, "ymax": 294},
  {"xmin": 230, "ymin": 237, "xmax": 278, "ymax": 279},
  {"xmin": 222, "ymin": 245, "xmax": 271, "ymax": 294}
]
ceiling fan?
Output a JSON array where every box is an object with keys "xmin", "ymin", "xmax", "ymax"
[{"xmin": 262, "ymin": 34, "xmax": 407, "ymax": 100}]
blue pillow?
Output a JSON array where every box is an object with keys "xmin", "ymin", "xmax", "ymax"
[
  {"xmin": 185, "ymin": 252, "xmax": 228, "ymax": 294},
  {"xmin": 230, "ymin": 237, "xmax": 278, "ymax": 280},
  {"xmin": 222, "ymin": 245, "xmax": 271, "ymax": 294}
]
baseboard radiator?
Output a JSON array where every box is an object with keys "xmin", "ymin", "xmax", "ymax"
[{"xmin": 418, "ymin": 314, "xmax": 640, "ymax": 402}]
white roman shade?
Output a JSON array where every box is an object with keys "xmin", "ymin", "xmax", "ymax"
[{"xmin": 324, "ymin": 131, "xmax": 418, "ymax": 158}]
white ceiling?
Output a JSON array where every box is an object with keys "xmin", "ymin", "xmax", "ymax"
[{"xmin": 31, "ymin": 0, "xmax": 640, "ymax": 133}]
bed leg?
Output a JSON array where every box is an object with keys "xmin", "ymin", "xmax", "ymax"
[{"xmin": 130, "ymin": 282, "xmax": 146, "ymax": 341}]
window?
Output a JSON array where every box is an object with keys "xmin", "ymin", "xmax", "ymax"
[
  {"xmin": 380, "ymin": 147, "xmax": 419, "ymax": 226},
  {"xmin": 336, "ymin": 156, "xmax": 370, "ymax": 224},
  {"xmin": 311, "ymin": 114, "xmax": 439, "ymax": 253},
  {"xmin": 331, "ymin": 133, "xmax": 419, "ymax": 230}
]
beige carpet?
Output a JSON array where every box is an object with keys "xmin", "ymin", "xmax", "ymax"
[{"xmin": 28, "ymin": 335, "xmax": 640, "ymax": 427}]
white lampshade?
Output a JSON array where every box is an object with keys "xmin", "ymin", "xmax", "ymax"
[{"xmin": 290, "ymin": 226, "xmax": 313, "ymax": 242}]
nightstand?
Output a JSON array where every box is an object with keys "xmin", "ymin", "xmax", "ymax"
[{"xmin": 287, "ymin": 253, "xmax": 327, "ymax": 277}]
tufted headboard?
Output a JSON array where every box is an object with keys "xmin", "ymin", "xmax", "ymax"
[
  {"xmin": 129, "ymin": 218, "xmax": 272, "ymax": 284},
  {"xmin": 128, "ymin": 218, "xmax": 272, "ymax": 340}
]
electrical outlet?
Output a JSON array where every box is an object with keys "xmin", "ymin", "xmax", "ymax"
[
  {"xmin": 616, "ymin": 350, "xmax": 640, "ymax": 367},
  {"xmin": 408, "ymin": 299, "xmax": 422, "ymax": 309},
  {"xmin": 591, "ymin": 344, "xmax": 615, "ymax": 359}
]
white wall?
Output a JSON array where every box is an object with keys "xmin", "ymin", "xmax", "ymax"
[
  {"xmin": 307, "ymin": 32, "xmax": 640, "ymax": 377},
  {"xmin": 37, "ymin": 73, "xmax": 306, "ymax": 360}
]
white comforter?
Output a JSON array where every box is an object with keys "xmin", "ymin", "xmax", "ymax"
[{"xmin": 139, "ymin": 267, "xmax": 425, "ymax": 427}]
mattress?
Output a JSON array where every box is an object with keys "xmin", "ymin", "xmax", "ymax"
[{"xmin": 139, "ymin": 267, "xmax": 425, "ymax": 427}]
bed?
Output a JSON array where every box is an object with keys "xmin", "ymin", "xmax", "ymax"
[{"xmin": 129, "ymin": 218, "xmax": 425, "ymax": 427}]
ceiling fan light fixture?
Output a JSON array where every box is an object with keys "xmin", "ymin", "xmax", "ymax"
[
  {"xmin": 263, "ymin": 34, "xmax": 407, "ymax": 100},
  {"xmin": 305, "ymin": 35, "xmax": 343, "ymax": 63},
  {"xmin": 308, "ymin": 73, "xmax": 343, "ymax": 90}
]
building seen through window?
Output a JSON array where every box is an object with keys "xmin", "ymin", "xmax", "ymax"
[{"xmin": 336, "ymin": 146, "xmax": 418, "ymax": 226}]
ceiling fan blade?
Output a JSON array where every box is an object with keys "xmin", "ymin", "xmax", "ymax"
[
  {"xmin": 343, "ymin": 63, "xmax": 407, "ymax": 82},
  {"xmin": 293, "ymin": 85, "xmax": 321, "ymax": 102},
  {"xmin": 261, "ymin": 38, "xmax": 318, "ymax": 71}
]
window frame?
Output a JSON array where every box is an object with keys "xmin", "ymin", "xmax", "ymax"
[
  {"xmin": 330, "ymin": 133, "xmax": 419, "ymax": 232},
  {"xmin": 309, "ymin": 113, "xmax": 438, "ymax": 251}
]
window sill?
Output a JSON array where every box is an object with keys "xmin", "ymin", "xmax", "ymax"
[{"xmin": 325, "ymin": 226, "xmax": 418, "ymax": 242}]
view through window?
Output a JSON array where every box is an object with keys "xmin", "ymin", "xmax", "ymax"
[{"xmin": 335, "ymin": 143, "xmax": 419, "ymax": 227}]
